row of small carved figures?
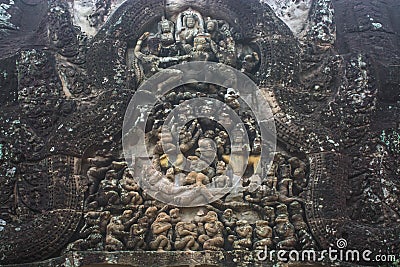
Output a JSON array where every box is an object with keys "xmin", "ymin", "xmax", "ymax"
[
  {"xmin": 67, "ymin": 203, "xmax": 317, "ymax": 253},
  {"xmin": 84, "ymin": 152, "xmax": 308, "ymax": 208}
]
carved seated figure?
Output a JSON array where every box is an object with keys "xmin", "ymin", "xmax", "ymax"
[
  {"xmin": 264, "ymin": 206, "xmax": 276, "ymax": 226},
  {"xmin": 288, "ymin": 157, "xmax": 307, "ymax": 191},
  {"xmin": 224, "ymin": 88, "xmax": 241, "ymax": 112},
  {"xmin": 215, "ymin": 131, "xmax": 229, "ymax": 157},
  {"xmin": 261, "ymin": 166, "xmax": 279, "ymax": 206},
  {"xmin": 153, "ymin": 130, "xmax": 178, "ymax": 170},
  {"xmin": 244, "ymin": 174, "xmax": 265, "ymax": 204},
  {"xmin": 277, "ymin": 164, "xmax": 304, "ymax": 204},
  {"xmin": 169, "ymin": 208, "xmax": 182, "ymax": 226},
  {"xmin": 142, "ymin": 206, "xmax": 158, "ymax": 227},
  {"xmin": 173, "ymin": 171, "xmax": 214, "ymax": 206},
  {"xmin": 198, "ymin": 211, "xmax": 224, "ymax": 250},
  {"xmin": 273, "ymin": 204, "xmax": 297, "ymax": 250},
  {"xmin": 216, "ymin": 161, "xmax": 227, "ymax": 176},
  {"xmin": 195, "ymin": 138, "xmax": 217, "ymax": 165},
  {"xmin": 189, "ymin": 156, "xmax": 214, "ymax": 180},
  {"xmin": 205, "ymin": 18, "xmax": 223, "ymax": 43},
  {"xmin": 98, "ymin": 170, "xmax": 120, "ymax": 208},
  {"xmin": 289, "ymin": 201, "xmax": 316, "ymax": 250},
  {"xmin": 179, "ymin": 120, "xmax": 202, "ymax": 154},
  {"xmin": 176, "ymin": 8, "xmax": 204, "ymax": 52},
  {"xmin": 221, "ymin": 209, "xmax": 237, "ymax": 236},
  {"xmin": 134, "ymin": 32, "xmax": 188, "ymax": 86},
  {"xmin": 86, "ymin": 164, "xmax": 110, "ymax": 197},
  {"xmin": 116, "ymin": 209, "xmax": 142, "ymax": 247},
  {"xmin": 233, "ymin": 220, "xmax": 253, "ymax": 250},
  {"xmin": 127, "ymin": 217, "xmax": 148, "ymax": 250},
  {"xmin": 174, "ymin": 222, "xmax": 199, "ymax": 251},
  {"xmin": 105, "ymin": 217, "xmax": 126, "ymax": 251},
  {"xmin": 119, "ymin": 169, "xmax": 143, "ymax": 207},
  {"xmin": 190, "ymin": 33, "xmax": 217, "ymax": 62},
  {"xmin": 150, "ymin": 212, "xmax": 173, "ymax": 251},
  {"xmin": 254, "ymin": 220, "xmax": 273, "ymax": 250},
  {"xmin": 119, "ymin": 209, "xmax": 138, "ymax": 231},
  {"xmin": 67, "ymin": 211, "xmax": 111, "ymax": 251},
  {"xmin": 214, "ymin": 173, "xmax": 230, "ymax": 189}
]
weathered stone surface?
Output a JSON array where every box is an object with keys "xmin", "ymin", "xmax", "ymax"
[{"xmin": 0, "ymin": 0, "xmax": 399, "ymax": 266}]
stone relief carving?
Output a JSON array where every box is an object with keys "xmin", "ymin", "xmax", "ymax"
[
  {"xmin": 0, "ymin": 0, "xmax": 399, "ymax": 266},
  {"xmin": 132, "ymin": 8, "xmax": 260, "ymax": 84}
]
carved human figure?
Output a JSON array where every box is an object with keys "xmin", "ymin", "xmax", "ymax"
[
  {"xmin": 173, "ymin": 172, "xmax": 215, "ymax": 206},
  {"xmin": 288, "ymin": 157, "xmax": 307, "ymax": 191},
  {"xmin": 127, "ymin": 217, "xmax": 148, "ymax": 250},
  {"xmin": 86, "ymin": 165, "xmax": 110, "ymax": 196},
  {"xmin": 221, "ymin": 208, "xmax": 237, "ymax": 249},
  {"xmin": 194, "ymin": 208, "xmax": 208, "ymax": 233},
  {"xmin": 153, "ymin": 130, "xmax": 177, "ymax": 170},
  {"xmin": 174, "ymin": 222, "xmax": 199, "ymax": 251},
  {"xmin": 190, "ymin": 33, "xmax": 218, "ymax": 62},
  {"xmin": 205, "ymin": 18, "xmax": 222, "ymax": 43},
  {"xmin": 276, "ymin": 163, "xmax": 304, "ymax": 204},
  {"xmin": 67, "ymin": 211, "xmax": 111, "ymax": 251},
  {"xmin": 165, "ymin": 167, "xmax": 175, "ymax": 183},
  {"xmin": 214, "ymin": 173, "xmax": 230, "ymax": 189},
  {"xmin": 196, "ymin": 138, "xmax": 217, "ymax": 164},
  {"xmin": 289, "ymin": 201, "xmax": 316, "ymax": 250},
  {"xmin": 156, "ymin": 16, "xmax": 177, "ymax": 55},
  {"xmin": 179, "ymin": 120, "xmax": 202, "ymax": 153},
  {"xmin": 116, "ymin": 209, "xmax": 142, "ymax": 247},
  {"xmin": 221, "ymin": 209, "xmax": 236, "ymax": 230},
  {"xmin": 233, "ymin": 220, "xmax": 253, "ymax": 250},
  {"xmin": 152, "ymin": 175, "xmax": 188, "ymax": 203},
  {"xmin": 169, "ymin": 208, "xmax": 182, "ymax": 226},
  {"xmin": 134, "ymin": 32, "xmax": 188, "ymax": 87},
  {"xmin": 278, "ymin": 164, "xmax": 293, "ymax": 197},
  {"xmin": 254, "ymin": 220, "xmax": 273, "ymax": 250},
  {"xmin": 188, "ymin": 156, "xmax": 214, "ymax": 180},
  {"xmin": 98, "ymin": 170, "xmax": 120, "ymax": 208},
  {"xmin": 224, "ymin": 88, "xmax": 241, "ymax": 112},
  {"xmin": 264, "ymin": 206, "xmax": 276, "ymax": 226},
  {"xmin": 150, "ymin": 212, "xmax": 173, "ymax": 251},
  {"xmin": 67, "ymin": 229, "xmax": 103, "ymax": 252},
  {"xmin": 289, "ymin": 201, "xmax": 307, "ymax": 231},
  {"xmin": 175, "ymin": 8, "xmax": 204, "ymax": 51},
  {"xmin": 244, "ymin": 174, "xmax": 265, "ymax": 204},
  {"xmin": 241, "ymin": 52, "xmax": 260, "ymax": 73},
  {"xmin": 252, "ymin": 135, "xmax": 262, "ymax": 155},
  {"xmin": 105, "ymin": 217, "xmax": 126, "ymax": 251},
  {"xmin": 119, "ymin": 169, "xmax": 143, "ymax": 207},
  {"xmin": 198, "ymin": 211, "xmax": 224, "ymax": 250},
  {"xmin": 81, "ymin": 211, "xmax": 111, "ymax": 236},
  {"xmin": 86, "ymin": 151, "xmax": 113, "ymax": 196},
  {"xmin": 215, "ymin": 36, "xmax": 237, "ymax": 67},
  {"xmin": 265, "ymin": 163, "xmax": 278, "ymax": 191},
  {"xmin": 273, "ymin": 204, "xmax": 297, "ymax": 250},
  {"xmin": 215, "ymin": 131, "xmax": 229, "ymax": 157}
]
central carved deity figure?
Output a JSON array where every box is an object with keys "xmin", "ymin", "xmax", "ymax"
[
  {"xmin": 133, "ymin": 7, "xmax": 258, "ymax": 81},
  {"xmin": 126, "ymin": 7, "xmax": 267, "ymax": 207}
]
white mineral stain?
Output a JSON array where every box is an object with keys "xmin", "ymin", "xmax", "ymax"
[
  {"xmin": 261, "ymin": 0, "xmax": 313, "ymax": 37},
  {"xmin": 372, "ymin": 22, "xmax": 382, "ymax": 29}
]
